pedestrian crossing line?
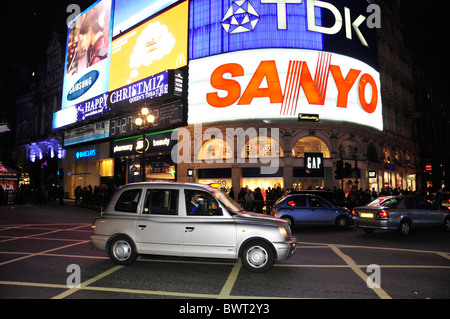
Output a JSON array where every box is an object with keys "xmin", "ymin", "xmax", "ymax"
[
  {"xmin": 436, "ymin": 252, "xmax": 450, "ymax": 260},
  {"xmin": 0, "ymin": 224, "xmax": 91, "ymax": 244},
  {"xmin": 0, "ymin": 240, "xmax": 89, "ymax": 266},
  {"xmin": 329, "ymin": 244, "xmax": 392, "ymax": 299},
  {"xmin": 0, "ymin": 280, "xmax": 68, "ymax": 289}
]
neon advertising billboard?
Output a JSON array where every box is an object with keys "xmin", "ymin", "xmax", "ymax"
[
  {"xmin": 61, "ymin": 0, "xmax": 113, "ymax": 110},
  {"xmin": 188, "ymin": 0, "xmax": 382, "ymax": 130},
  {"xmin": 109, "ymin": 0, "xmax": 188, "ymax": 92},
  {"xmin": 113, "ymin": 0, "xmax": 182, "ymax": 37},
  {"xmin": 53, "ymin": 0, "xmax": 188, "ymax": 131}
]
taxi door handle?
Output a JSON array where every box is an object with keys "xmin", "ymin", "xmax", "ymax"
[
  {"xmin": 138, "ymin": 225, "xmax": 147, "ymax": 230},
  {"xmin": 185, "ymin": 227, "xmax": 195, "ymax": 232}
]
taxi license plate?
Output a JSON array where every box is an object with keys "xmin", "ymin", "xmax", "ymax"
[{"xmin": 360, "ymin": 213, "xmax": 374, "ymax": 218}]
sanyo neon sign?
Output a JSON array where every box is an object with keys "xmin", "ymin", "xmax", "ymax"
[{"xmin": 188, "ymin": 49, "xmax": 383, "ymax": 131}]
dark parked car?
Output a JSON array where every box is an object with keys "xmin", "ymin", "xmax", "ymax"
[
  {"xmin": 271, "ymin": 193, "xmax": 353, "ymax": 229},
  {"xmin": 352, "ymin": 195, "xmax": 450, "ymax": 236}
]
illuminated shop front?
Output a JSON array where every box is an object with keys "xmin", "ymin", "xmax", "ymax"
[
  {"xmin": 64, "ymin": 142, "xmax": 114, "ymax": 198},
  {"xmin": 111, "ymin": 130, "xmax": 178, "ymax": 184},
  {"xmin": 52, "ymin": 0, "xmax": 188, "ymax": 197}
]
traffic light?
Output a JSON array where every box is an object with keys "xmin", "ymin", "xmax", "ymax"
[
  {"xmin": 335, "ymin": 160, "xmax": 343, "ymax": 179},
  {"xmin": 344, "ymin": 162, "xmax": 352, "ymax": 177}
]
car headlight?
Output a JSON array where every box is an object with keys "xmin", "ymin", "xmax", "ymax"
[{"xmin": 279, "ymin": 226, "xmax": 291, "ymax": 239}]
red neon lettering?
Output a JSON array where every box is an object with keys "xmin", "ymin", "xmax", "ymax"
[
  {"xmin": 238, "ymin": 61, "xmax": 283, "ymax": 105},
  {"xmin": 206, "ymin": 63, "xmax": 243, "ymax": 108},
  {"xmin": 206, "ymin": 58, "xmax": 379, "ymax": 115},
  {"xmin": 358, "ymin": 73, "xmax": 378, "ymax": 113},
  {"xmin": 330, "ymin": 65, "xmax": 361, "ymax": 108}
]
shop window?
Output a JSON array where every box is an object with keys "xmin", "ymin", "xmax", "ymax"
[
  {"xmin": 99, "ymin": 159, "xmax": 114, "ymax": 176},
  {"xmin": 383, "ymin": 148, "xmax": 391, "ymax": 164},
  {"xmin": 198, "ymin": 138, "xmax": 233, "ymax": 161},
  {"xmin": 292, "ymin": 137, "xmax": 330, "ymax": 158},
  {"xmin": 241, "ymin": 136, "xmax": 284, "ymax": 158},
  {"xmin": 367, "ymin": 144, "xmax": 379, "ymax": 162}
]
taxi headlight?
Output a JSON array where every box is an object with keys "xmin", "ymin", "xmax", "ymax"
[{"xmin": 278, "ymin": 226, "xmax": 289, "ymax": 239}]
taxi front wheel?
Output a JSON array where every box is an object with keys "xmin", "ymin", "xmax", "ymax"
[{"xmin": 241, "ymin": 240, "xmax": 275, "ymax": 273}]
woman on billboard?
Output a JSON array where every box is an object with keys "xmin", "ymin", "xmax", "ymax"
[{"xmin": 79, "ymin": 7, "xmax": 109, "ymax": 68}]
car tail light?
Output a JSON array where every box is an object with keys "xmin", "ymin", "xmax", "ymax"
[
  {"xmin": 352, "ymin": 210, "xmax": 358, "ymax": 217},
  {"xmin": 376, "ymin": 211, "xmax": 389, "ymax": 218}
]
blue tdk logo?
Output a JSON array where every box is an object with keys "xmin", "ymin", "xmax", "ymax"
[{"xmin": 222, "ymin": 0, "xmax": 260, "ymax": 34}]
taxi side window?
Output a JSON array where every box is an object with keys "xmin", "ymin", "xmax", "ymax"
[
  {"xmin": 144, "ymin": 189, "xmax": 179, "ymax": 215},
  {"xmin": 115, "ymin": 189, "xmax": 141, "ymax": 213},
  {"xmin": 184, "ymin": 190, "xmax": 222, "ymax": 216}
]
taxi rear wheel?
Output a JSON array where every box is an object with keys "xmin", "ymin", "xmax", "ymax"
[
  {"xmin": 241, "ymin": 240, "xmax": 275, "ymax": 273},
  {"xmin": 108, "ymin": 235, "xmax": 137, "ymax": 265}
]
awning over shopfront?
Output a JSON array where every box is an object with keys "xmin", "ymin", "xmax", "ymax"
[{"xmin": 0, "ymin": 162, "xmax": 19, "ymax": 191}]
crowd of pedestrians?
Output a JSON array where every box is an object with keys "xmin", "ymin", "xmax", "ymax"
[
  {"xmin": 225, "ymin": 184, "xmax": 429, "ymax": 214},
  {"xmin": 74, "ymin": 184, "xmax": 115, "ymax": 208},
  {"xmin": 1, "ymin": 183, "xmax": 115, "ymax": 210}
]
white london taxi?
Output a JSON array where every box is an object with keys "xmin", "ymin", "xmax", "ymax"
[{"xmin": 90, "ymin": 182, "xmax": 296, "ymax": 273}]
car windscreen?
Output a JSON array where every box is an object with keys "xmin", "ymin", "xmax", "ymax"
[{"xmin": 212, "ymin": 188, "xmax": 242, "ymax": 215}]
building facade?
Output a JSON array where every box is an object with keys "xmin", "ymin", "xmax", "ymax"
[
  {"xmin": 177, "ymin": 0, "xmax": 420, "ymax": 195},
  {"xmin": 14, "ymin": 0, "xmax": 421, "ymax": 201}
]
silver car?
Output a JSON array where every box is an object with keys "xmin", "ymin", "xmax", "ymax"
[
  {"xmin": 90, "ymin": 182, "xmax": 296, "ymax": 273},
  {"xmin": 353, "ymin": 195, "xmax": 450, "ymax": 236}
]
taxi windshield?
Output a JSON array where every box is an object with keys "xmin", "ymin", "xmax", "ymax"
[{"xmin": 211, "ymin": 188, "xmax": 243, "ymax": 215}]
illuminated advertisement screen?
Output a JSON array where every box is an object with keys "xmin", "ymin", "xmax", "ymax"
[
  {"xmin": 113, "ymin": 0, "xmax": 182, "ymax": 37},
  {"xmin": 189, "ymin": 0, "xmax": 378, "ymax": 70},
  {"xmin": 109, "ymin": 0, "xmax": 188, "ymax": 92},
  {"xmin": 188, "ymin": 49, "xmax": 383, "ymax": 131},
  {"xmin": 61, "ymin": 0, "xmax": 113, "ymax": 110}
]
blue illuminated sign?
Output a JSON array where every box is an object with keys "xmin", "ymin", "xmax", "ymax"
[
  {"xmin": 76, "ymin": 149, "xmax": 97, "ymax": 159},
  {"xmin": 108, "ymin": 70, "xmax": 169, "ymax": 108},
  {"xmin": 189, "ymin": 0, "xmax": 378, "ymax": 70},
  {"xmin": 189, "ymin": 0, "xmax": 323, "ymax": 59}
]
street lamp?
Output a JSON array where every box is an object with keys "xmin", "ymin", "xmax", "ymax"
[{"xmin": 135, "ymin": 106, "xmax": 155, "ymax": 182}]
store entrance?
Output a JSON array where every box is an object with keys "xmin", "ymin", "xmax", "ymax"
[{"xmin": 293, "ymin": 178, "xmax": 324, "ymax": 190}]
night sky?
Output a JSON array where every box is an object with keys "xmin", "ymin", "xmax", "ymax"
[{"xmin": 1, "ymin": 1, "xmax": 447, "ymax": 81}]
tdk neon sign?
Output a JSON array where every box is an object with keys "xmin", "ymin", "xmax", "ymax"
[
  {"xmin": 190, "ymin": 0, "xmax": 380, "ymax": 60},
  {"xmin": 76, "ymin": 149, "xmax": 96, "ymax": 159},
  {"xmin": 257, "ymin": 0, "xmax": 380, "ymax": 46}
]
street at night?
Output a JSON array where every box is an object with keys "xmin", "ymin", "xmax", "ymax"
[
  {"xmin": 1, "ymin": 0, "xmax": 450, "ymax": 306},
  {"xmin": 1, "ymin": 201, "xmax": 449, "ymax": 302}
]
